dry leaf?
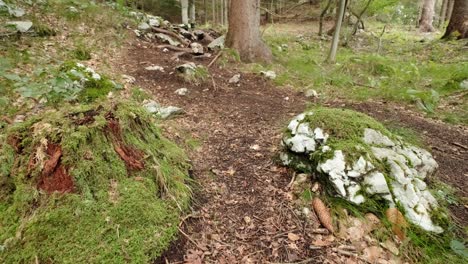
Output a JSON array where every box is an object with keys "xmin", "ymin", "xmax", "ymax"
[
  {"xmin": 312, "ymin": 197, "xmax": 334, "ymax": 233},
  {"xmin": 385, "ymin": 208, "xmax": 408, "ymax": 241},
  {"xmin": 288, "ymin": 233, "xmax": 300, "ymax": 241}
]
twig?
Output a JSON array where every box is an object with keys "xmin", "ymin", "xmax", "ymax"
[
  {"xmin": 452, "ymin": 142, "xmax": 468, "ymax": 151},
  {"xmin": 271, "ymin": 228, "xmax": 300, "ymax": 239},
  {"xmin": 1, "ymin": 116, "xmax": 13, "ymax": 124},
  {"xmin": 151, "ymin": 27, "xmax": 189, "ymax": 46},
  {"xmin": 211, "ymin": 76, "xmax": 217, "ymax": 91},
  {"xmin": 208, "ymin": 51, "xmax": 222, "ymax": 68},
  {"xmin": 177, "ymin": 227, "xmax": 205, "ymax": 251}
]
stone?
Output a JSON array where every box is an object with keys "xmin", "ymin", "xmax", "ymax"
[
  {"xmin": 363, "ymin": 172, "xmax": 390, "ymax": 194},
  {"xmin": 158, "ymin": 106, "xmax": 183, "ymax": 119},
  {"xmin": 229, "ymin": 74, "xmax": 241, "ymax": 84},
  {"xmin": 281, "ymin": 109, "xmax": 443, "ymax": 233},
  {"xmin": 145, "ymin": 65, "xmax": 164, "ymax": 72},
  {"xmin": 175, "ymin": 88, "xmax": 188, "ymax": 96},
  {"xmin": 7, "ymin": 21, "xmax": 32, "ymax": 32},
  {"xmin": 176, "ymin": 62, "xmax": 197, "ymax": 75},
  {"xmin": 190, "ymin": 42, "xmax": 204, "ymax": 54},
  {"xmin": 13, "ymin": 115, "xmax": 25, "ymax": 123},
  {"xmin": 122, "ymin": 74, "xmax": 136, "ymax": 84},
  {"xmin": 143, "ymin": 100, "xmax": 161, "ymax": 114},
  {"xmin": 155, "ymin": 33, "xmax": 180, "ymax": 46},
  {"xmin": 261, "ymin": 71, "xmax": 277, "ymax": 80},
  {"xmin": 207, "ymin": 35, "xmax": 225, "ymax": 50},
  {"xmin": 148, "ymin": 18, "xmax": 160, "ymax": 27},
  {"xmin": 305, "ymin": 89, "xmax": 318, "ymax": 98},
  {"xmin": 138, "ymin": 22, "xmax": 150, "ymax": 30},
  {"xmin": 363, "ymin": 128, "xmax": 395, "ymax": 147},
  {"xmin": 9, "ymin": 7, "xmax": 25, "ymax": 17},
  {"xmin": 460, "ymin": 79, "xmax": 468, "ymax": 90}
]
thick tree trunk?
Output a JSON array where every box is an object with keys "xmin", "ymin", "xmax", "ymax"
[
  {"xmin": 181, "ymin": 0, "xmax": 189, "ymax": 24},
  {"xmin": 226, "ymin": 0, "xmax": 272, "ymax": 63},
  {"xmin": 327, "ymin": 0, "xmax": 346, "ymax": 63},
  {"xmin": 442, "ymin": 0, "xmax": 468, "ymax": 39},
  {"xmin": 420, "ymin": 0, "xmax": 436, "ymax": 32}
]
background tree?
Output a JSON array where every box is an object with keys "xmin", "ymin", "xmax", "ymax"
[
  {"xmin": 327, "ymin": 0, "xmax": 346, "ymax": 63},
  {"xmin": 226, "ymin": 0, "xmax": 272, "ymax": 62},
  {"xmin": 419, "ymin": 0, "xmax": 436, "ymax": 32},
  {"xmin": 442, "ymin": 0, "xmax": 468, "ymax": 39},
  {"xmin": 181, "ymin": 0, "xmax": 189, "ymax": 24}
]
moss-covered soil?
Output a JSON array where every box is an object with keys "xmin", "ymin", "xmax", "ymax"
[{"xmin": 0, "ymin": 100, "xmax": 191, "ymax": 263}]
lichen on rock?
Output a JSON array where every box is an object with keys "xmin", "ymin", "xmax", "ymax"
[{"xmin": 280, "ymin": 107, "xmax": 443, "ymax": 233}]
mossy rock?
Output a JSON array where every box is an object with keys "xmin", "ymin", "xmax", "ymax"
[
  {"xmin": 0, "ymin": 100, "xmax": 191, "ymax": 263},
  {"xmin": 281, "ymin": 107, "xmax": 443, "ymax": 233}
]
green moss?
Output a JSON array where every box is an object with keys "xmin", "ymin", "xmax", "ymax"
[{"xmin": 0, "ymin": 100, "xmax": 191, "ymax": 262}]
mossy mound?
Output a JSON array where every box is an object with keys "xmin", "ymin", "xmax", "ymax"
[
  {"xmin": 0, "ymin": 100, "xmax": 191, "ymax": 263},
  {"xmin": 281, "ymin": 107, "xmax": 444, "ymax": 233}
]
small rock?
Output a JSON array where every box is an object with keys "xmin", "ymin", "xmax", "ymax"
[
  {"xmin": 244, "ymin": 216, "xmax": 251, "ymax": 224},
  {"xmin": 380, "ymin": 240, "xmax": 399, "ymax": 255},
  {"xmin": 148, "ymin": 18, "xmax": 160, "ymax": 27},
  {"xmin": 305, "ymin": 89, "xmax": 318, "ymax": 98},
  {"xmin": 176, "ymin": 62, "xmax": 197, "ymax": 74},
  {"xmin": 138, "ymin": 22, "xmax": 150, "ymax": 30},
  {"xmin": 9, "ymin": 7, "xmax": 25, "ymax": 17},
  {"xmin": 207, "ymin": 35, "xmax": 225, "ymax": 50},
  {"xmin": 158, "ymin": 106, "xmax": 183, "ymax": 119},
  {"xmin": 155, "ymin": 33, "xmax": 180, "ymax": 46},
  {"xmin": 145, "ymin": 65, "xmax": 164, "ymax": 72},
  {"xmin": 460, "ymin": 79, "xmax": 468, "ymax": 90},
  {"xmin": 175, "ymin": 88, "xmax": 188, "ymax": 96},
  {"xmin": 68, "ymin": 6, "xmax": 79, "ymax": 13},
  {"xmin": 229, "ymin": 74, "xmax": 241, "ymax": 84},
  {"xmin": 7, "ymin": 21, "xmax": 33, "ymax": 33},
  {"xmin": 122, "ymin": 74, "xmax": 136, "ymax": 84},
  {"xmin": 261, "ymin": 70, "xmax": 277, "ymax": 80},
  {"xmin": 13, "ymin": 115, "xmax": 25, "ymax": 123},
  {"xmin": 143, "ymin": 100, "xmax": 161, "ymax": 114},
  {"xmin": 190, "ymin": 42, "xmax": 204, "ymax": 55}
]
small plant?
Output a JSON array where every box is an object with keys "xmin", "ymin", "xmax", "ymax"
[{"xmin": 72, "ymin": 45, "xmax": 92, "ymax": 60}]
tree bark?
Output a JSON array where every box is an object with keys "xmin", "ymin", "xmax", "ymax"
[
  {"xmin": 446, "ymin": 0, "xmax": 455, "ymax": 24},
  {"xmin": 327, "ymin": 0, "xmax": 346, "ymax": 63},
  {"xmin": 442, "ymin": 0, "xmax": 468, "ymax": 39},
  {"xmin": 319, "ymin": 0, "xmax": 333, "ymax": 36},
  {"xmin": 181, "ymin": 0, "xmax": 189, "ymax": 24},
  {"xmin": 226, "ymin": 0, "xmax": 272, "ymax": 63},
  {"xmin": 189, "ymin": 0, "xmax": 196, "ymax": 24},
  {"xmin": 438, "ymin": 0, "xmax": 448, "ymax": 27},
  {"xmin": 419, "ymin": 0, "xmax": 436, "ymax": 32}
]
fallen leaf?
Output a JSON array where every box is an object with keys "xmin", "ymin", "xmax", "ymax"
[
  {"xmin": 385, "ymin": 208, "xmax": 408, "ymax": 241},
  {"xmin": 288, "ymin": 233, "xmax": 300, "ymax": 241},
  {"xmin": 312, "ymin": 197, "xmax": 334, "ymax": 233}
]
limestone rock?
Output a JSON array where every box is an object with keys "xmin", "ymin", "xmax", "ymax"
[
  {"xmin": 281, "ymin": 109, "xmax": 443, "ymax": 233},
  {"xmin": 7, "ymin": 21, "xmax": 32, "ymax": 32},
  {"xmin": 138, "ymin": 22, "xmax": 150, "ymax": 31},
  {"xmin": 229, "ymin": 74, "xmax": 241, "ymax": 84},
  {"xmin": 207, "ymin": 35, "xmax": 225, "ymax": 50},
  {"xmin": 175, "ymin": 88, "xmax": 188, "ymax": 96},
  {"xmin": 190, "ymin": 42, "xmax": 204, "ymax": 55},
  {"xmin": 261, "ymin": 71, "xmax": 277, "ymax": 80}
]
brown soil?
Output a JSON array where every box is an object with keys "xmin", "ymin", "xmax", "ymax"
[
  {"xmin": 115, "ymin": 38, "xmax": 467, "ymax": 263},
  {"xmin": 37, "ymin": 143, "xmax": 74, "ymax": 194}
]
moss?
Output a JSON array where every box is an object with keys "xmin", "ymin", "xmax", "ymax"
[{"xmin": 0, "ymin": 100, "xmax": 191, "ymax": 262}]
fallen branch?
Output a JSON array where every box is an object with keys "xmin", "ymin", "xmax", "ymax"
[
  {"xmin": 151, "ymin": 27, "xmax": 189, "ymax": 46},
  {"xmin": 177, "ymin": 227, "xmax": 206, "ymax": 251},
  {"xmin": 207, "ymin": 51, "xmax": 222, "ymax": 68}
]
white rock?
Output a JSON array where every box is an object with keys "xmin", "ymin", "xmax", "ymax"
[
  {"xmin": 297, "ymin": 123, "xmax": 313, "ymax": 136},
  {"xmin": 318, "ymin": 150, "xmax": 347, "ymax": 197},
  {"xmin": 143, "ymin": 100, "xmax": 161, "ymax": 114},
  {"xmin": 145, "ymin": 65, "xmax": 165, "ymax": 72},
  {"xmin": 363, "ymin": 172, "xmax": 390, "ymax": 194},
  {"xmin": 305, "ymin": 89, "xmax": 318, "ymax": 98},
  {"xmin": 9, "ymin": 7, "xmax": 25, "ymax": 17},
  {"xmin": 279, "ymin": 152, "xmax": 291, "ymax": 165},
  {"xmin": 348, "ymin": 156, "xmax": 371, "ymax": 178},
  {"xmin": 158, "ymin": 106, "xmax": 183, "ymax": 119},
  {"xmin": 314, "ymin": 127, "xmax": 328, "ymax": 143},
  {"xmin": 7, "ymin": 21, "xmax": 32, "ymax": 32},
  {"xmin": 122, "ymin": 74, "xmax": 136, "ymax": 84},
  {"xmin": 138, "ymin": 22, "xmax": 150, "ymax": 30},
  {"xmin": 363, "ymin": 128, "xmax": 395, "ymax": 147},
  {"xmin": 175, "ymin": 88, "xmax": 188, "ymax": 96},
  {"xmin": 284, "ymin": 134, "xmax": 316, "ymax": 153},
  {"xmin": 190, "ymin": 42, "xmax": 204, "ymax": 54},
  {"xmin": 155, "ymin": 33, "xmax": 180, "ymax": 46},
  {"xmin": 229, "ymin": 74, "xmax": 241, "ymax": 84},
  {"xmin": 176, "ymin": 62, "xmax": 197, "ymax": 74},
  {"xmin": 460, "ymin": 79, "xmax": 468, "ymax": 90},
  {"xmin": 148, "ymin": 18, "xmax": 160, "ymax": 27},
  {"xmin": 261, "ymin": 71, "xmax": 277, "ymax": 80},
  {"xmin": 207, "ymin": 35, "xmax": 225, "ymax": 50},
  {"xmin": 287, "ymin": 113, "xmax": 307, "ymax": 134},
  {"xmin": 347, "ymin": 183, "xmax": 365, "ymax": 204}
]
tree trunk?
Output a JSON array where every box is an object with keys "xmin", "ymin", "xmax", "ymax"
[
  {"xmin": 319, "ymin": 0, "xmax": 333, "ymax": 36},
  {"xmin": 226, "ymin": 0, "xmax": 272, "ymax": 63},
  {"xmin": 224, "ymin": 0, "xmax": 229, "ymax": 25},
  {"xmin": 419, "ymin": 0, "xmax": 436, "ymax": 32},
  {"xmin": 212, "ymin": 0, "xmax": 216, "ymax": 24},
  {"xmin": 438, "ymin": 0, "xmax": 448, "ymax": 27},
  {"xmin": 189, "ymin": 0, "xmax": 196, "ymax": 25},
  {"xmin": 446, "ymin": 0, "xmax": 455, "ymax": 24},
  {"xmin": 181, "ymin": 0, "xmax": 189, "ymax": 24},
  {"xmin": 327, "ymin": 0, "xmax": 346, "ymax": 63},
  {"xmin": 442, "ymin": 0, "xmax": 468, "ymax": 39}
]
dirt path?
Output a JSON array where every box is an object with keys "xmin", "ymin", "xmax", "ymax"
[{"xmin": 116, "ymin": 39, "xmax": 467, "ymax": 263}]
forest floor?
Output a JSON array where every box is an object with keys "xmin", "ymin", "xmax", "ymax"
[{"xmin": 114, "ymin": 29, "xmax": 468, "ymax": 263}]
